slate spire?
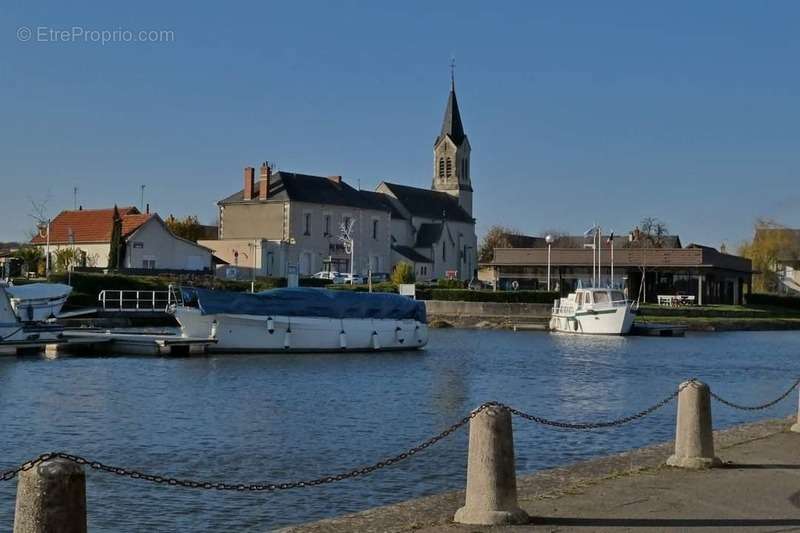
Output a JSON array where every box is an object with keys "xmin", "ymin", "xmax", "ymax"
[{"xmin": 437, "ymin": 76, "xmax": 466, "ymax": 146}]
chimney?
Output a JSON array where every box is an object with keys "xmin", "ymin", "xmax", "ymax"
[
  {"xmin": 259, "ymin": 162, "xmax": 271, "ymax": 201},
  {"xmin": 328, "ymin": 175, "xmax": 342, "ymax": 185},
  {"xmin": 243, "ymin": 166, "xmax": 256, "ymax": 201}
]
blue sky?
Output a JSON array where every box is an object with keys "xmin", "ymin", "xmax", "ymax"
[{"xmin": 2, "ymin": 1, "xmax": 799, "ymax": 247}]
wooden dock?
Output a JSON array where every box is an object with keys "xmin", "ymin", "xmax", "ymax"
[{"xmin": 631, "ymin": 323, "xmax": 688, "ymax": 337}]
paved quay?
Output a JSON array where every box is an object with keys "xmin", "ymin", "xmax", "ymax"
[{"xmin": 282, "ymin": 416, "xmax": 800, "ymax": 533}]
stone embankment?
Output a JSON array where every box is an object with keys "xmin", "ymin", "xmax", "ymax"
[{"xmin": 282, "ymin": 416, "xmax": 797, "ymax": 533}]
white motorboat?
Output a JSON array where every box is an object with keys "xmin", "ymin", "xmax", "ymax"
[
  {"xmin": 0, "ymin": 284, "xmax": 65, "ymax": 345},
  {"xmin": 550, "ymin": 288, "xmax": 636, "ymax": 335},
  {"xmin": 171, "ymin": 287, "xmax": 429, "ymax": 353},
  {"xmin": 4, "ymin": 283, "xmax": 72, "ymax": 322}
]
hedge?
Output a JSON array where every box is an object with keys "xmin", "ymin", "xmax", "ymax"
[
  {"xmin": 416, "ymin": 289, "xmax": 558, "ymax": 304},
  {"xmin": 747, "ymin": 293, "xmax": 800, "ymax": 311}
]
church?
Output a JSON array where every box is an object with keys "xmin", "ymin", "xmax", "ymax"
[{"xmin": 205, "ymin": 80, "xmax": 478, "ymax": 282}]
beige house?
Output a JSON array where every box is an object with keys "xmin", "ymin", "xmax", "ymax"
[
  {"xmin": 208, "ymin": 79, "xmax": 478, "ymax": 282},
  {"xmin": 30, "ymin": 207, "xmax": 212, "ymax": 272}
]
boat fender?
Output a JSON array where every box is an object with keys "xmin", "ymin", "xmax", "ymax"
[
  {"xmin": 267, "ymin": 317, "xmax": 274, "ymax": 334},
  {"xmin": 371, "ymin": 330, "xmax": 380, "ymax": 350},
  {"xmin": 284, "ymin": 326, "xmax": 292, "ymax": 349},
  {"xmin": 573, "ymin": 319, "xmax": 579, "ymax": 332},
  {"xmin": 339, "ymin": 330, "xmax": 347, "ymax": 350},
  {"xmin": 210, "ymin": 320, "xmax": 218, "ymax": 339},
  {"xmin": 395, "ymin": 326, "xmax": 404, "ymax": 344}
]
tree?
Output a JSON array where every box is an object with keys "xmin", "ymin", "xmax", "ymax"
[
  {"xmin": 165, "ymin": 215, "xmax": 206, "ymax": 242},
  {"xmin": 739, "ymin": 218, "xmax": 800, "ymax": 293},
  {"xmin": 107, "ymin": 205, "xmax": 124, "ymax": 270},
  {"xmin": 14, "ymin": 246, "xmax": 43, "ymax": 275},
  {"xmin": 391, "ymin": 262, "xmax": 415, "ymax": 284},
  {"xmin": 636, "ymin": 217, "xmax": 669, "ymax": 248},
  {"xmin": 478, "ymin": 225, "xmax": 520, "ymax": 263},
  {"xmin": 53, "ymin": 247, "xmax": 82, "ymax": 273}
]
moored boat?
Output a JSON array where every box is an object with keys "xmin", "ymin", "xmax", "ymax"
[
  {"xmin": 549, "ymin": 288, "xmax": 636, "ymax": 335},
  {"xmin": 171, "ymin": 287, "xmax": 429, "ymax": 353},
  {"xmin": 4, "ymin": 283, "xmax": 72, "ymax": 322}
]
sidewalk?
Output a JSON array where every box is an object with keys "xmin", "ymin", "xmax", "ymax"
[{"xmin": 282, "ymin": 417, "xmax": 800, "ymax": 532}]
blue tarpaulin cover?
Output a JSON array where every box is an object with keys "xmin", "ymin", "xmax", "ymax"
[{"xmin": 184, "ymin": 287, "xmax": 426, "ymax": 323}]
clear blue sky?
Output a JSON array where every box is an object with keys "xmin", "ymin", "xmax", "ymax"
[{"xmin": 2, "ymin": 1, "xmax": 799, "ymax": 247}]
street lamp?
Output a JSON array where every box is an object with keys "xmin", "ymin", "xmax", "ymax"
[{"xmin": 545, "ymin": 234, "xmax": 553, "ymax": 292}]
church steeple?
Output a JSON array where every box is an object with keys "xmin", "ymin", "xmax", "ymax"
[
  {"xmin": 436, "ymin": 78, "xmax": 466, "ymax": 147},
  {"xmin": 432, "ymin": 66, "xmax": 473, "ymax": 217}
]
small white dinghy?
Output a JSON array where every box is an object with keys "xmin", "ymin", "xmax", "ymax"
[
  {"xmin": 550, "ymin": 288, "xmax": 636, "ymax": 335},
  {"xmin": 4, "ymin": 283, "xmax": 72, "ymax": 322},
  {"xmin": 171, "ymin": 287, "xmax": 429, "ymax": 353}
]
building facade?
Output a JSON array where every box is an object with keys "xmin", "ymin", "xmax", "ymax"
[
  {"xmin": 30, "ymin": 207, "xmax": 212, "ymax": 272},
  {"xmin": 210, "ymin": 80, "xmax": 478, "ymax": 281},
  {"xmin": 482, "ymin": 242, "xmax": 753, "ymax": 305}
]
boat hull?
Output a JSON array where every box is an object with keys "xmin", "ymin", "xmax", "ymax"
[
  {"xmin": 174, "ymin": 307, "xmax": 429, "ymax": 353},
  {"xmin": 6, "ymin": 284, "xmax": 72, "ymax": 322},
  {"xmin": 550, "ymin": 306, "xmax": 635, "ymax": 335}
]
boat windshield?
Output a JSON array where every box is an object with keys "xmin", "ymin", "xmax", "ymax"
[
  {"xmin": 593, "ymin": 291, "xmax": 610, "ymax": 304},
  {"xmin": 610, "ymin": 291, "xmax": 625, "ymax": 302}
]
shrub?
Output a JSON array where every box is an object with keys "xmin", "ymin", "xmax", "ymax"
[
  {"xmin": 415, "ymin": 289, "xmax": 558, "ymax": 304},
  {"xmin": 391, "ymin": 262, "xmax": 415, "ymax": 284},
  {"xmin": 437, "ymin": 278, "xmax": 464, "ymax": 289},
  {"xmin": 747, "ymin": 293, "xmax": 800, "ymax": 311}
]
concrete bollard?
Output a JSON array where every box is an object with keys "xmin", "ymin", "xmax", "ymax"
[
  {"xmin": 666, "ymin": 380, "xmax": 721, "ymax": 469},
  {"xmin": 454, "ymin": 405, "xmax": 529, "ymax": 525},
  {"xmin": 14, "ymin": 458, "xmax": 87, "ymax": 533},
  {"xmin": 790, "ymin": 386, "xmax": 800, "ymax": 433}
]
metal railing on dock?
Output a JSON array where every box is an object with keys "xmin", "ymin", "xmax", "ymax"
[{"xmin": 97, "ymin": 290, "xmax": 174, "ymax": 312}]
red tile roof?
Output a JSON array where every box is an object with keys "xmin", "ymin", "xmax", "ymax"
[{"xmin": 30, "ymin": 207, "xmax": 152, "ymax": 244}]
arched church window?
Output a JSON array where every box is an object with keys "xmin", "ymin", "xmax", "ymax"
[
  {"xmin": 446, "ymin": 158, "xmax": 452, "ymax": 178},
  {"xmin": 438, "ymin": 158, "xmax": 445, "ymax": 178}
]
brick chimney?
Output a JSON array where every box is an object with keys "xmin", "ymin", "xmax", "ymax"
[
  {"xmin": 259, "ymin": 162, "xmax": 271, "ymax": 201},
  {"xmin": 328, "ymin": 175, "xmax": 342, "ymax": 185},
  {"xmin": 243, "ymin": 166, "xmax": 255, "ymax": 200}
]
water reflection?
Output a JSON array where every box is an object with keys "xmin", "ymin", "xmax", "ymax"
[{"xmin": 0, "ymin": 330, "xmax": 799, "ymax": 532}]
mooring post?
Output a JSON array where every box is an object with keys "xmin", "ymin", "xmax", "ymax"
[
  {"xmin": 454, "ymin": 404, "xmax": 529, "ymax": 525},
  {"xmin": 14, "ymin": 457, "xmax": 87, "ymax": 533},
  {"xmin": 666, "ymin": 380, "xmax": 721, "ymax": 469},
  {"xmin": 790, "ymin": 386, "xmax": 800, "ymax": 433}
]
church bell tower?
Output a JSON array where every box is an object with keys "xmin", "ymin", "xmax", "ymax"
[{"xmin": 432, "ymin": 70, "xmax": 473, "ymax": 217}]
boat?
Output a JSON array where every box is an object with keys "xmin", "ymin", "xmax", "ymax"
[
  {"xmin": 170, "ymin": 287, "xmax": 429, "ymax": 353},
  {"xmin": 3, "ymin": 282, "xmax": 72, "ymax": 322},
  {"xmin": 550, "ymin": 287, "xmax": 636, "ymax": 335},
  {"xmin": 0, "ymin": 284, "xmax": 64, "ymax": 345}
]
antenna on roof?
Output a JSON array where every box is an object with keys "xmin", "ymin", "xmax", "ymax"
[
  {"xmin": 73, "ymin": 187, "xmax": 78, "ymax": 210},
  {"xmin": 140, "ymin": 185, "xmax": 146, "ymax": 211}
]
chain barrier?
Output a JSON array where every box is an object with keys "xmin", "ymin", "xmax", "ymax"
[
  {"xmin": 3, "ymin": 379, "xmax": 797, "ymax": 489},
  {"xmin": 709, "ymin": 377, "xmax": 800, "ymax": 411}
]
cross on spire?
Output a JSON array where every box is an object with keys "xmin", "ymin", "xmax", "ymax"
[{"xmin": 449, "ymin": 57, "xmax": 456, "ymax": 89}]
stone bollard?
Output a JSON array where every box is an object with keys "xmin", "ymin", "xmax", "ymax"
[
  {"xmin": 666, "ymin": 380, "xmax": 721, "ymax": 469},
  {"xmin": 790, "ymin": 387, "xmax": 800, "ymax": 433},
  {"xmin": 454, "ymin": 405, "xmax": 529, "ymax": 525},
  {"xmin": 14, "ymin": 458, "xmax": 87, "ymax": 533}
]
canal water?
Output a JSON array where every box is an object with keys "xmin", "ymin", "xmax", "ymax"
[{"xmin": 1, "ymin": 329, "xmax": 799, "ymax": 532}]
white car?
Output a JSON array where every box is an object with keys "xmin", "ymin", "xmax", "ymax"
[
  {"xmin": 313, "ymin": 271, "xmax": 347, "ymax": 284},
  {"xmin": 342, "ymin": 273, "xmax": 365, "ymax": 284}
]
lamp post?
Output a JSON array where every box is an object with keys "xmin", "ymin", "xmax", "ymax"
[{"xmin": 545, "ymin": 234, "xmax": 553, "ymax": 292}]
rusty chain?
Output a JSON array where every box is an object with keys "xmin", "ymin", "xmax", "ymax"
[
  {"xmin": 709, "ymin": 377, "xmax": 800, "ymax": 411},
  {"xmin": 3, "ymin": 379, "xmax": 797, "ymax": 489}
]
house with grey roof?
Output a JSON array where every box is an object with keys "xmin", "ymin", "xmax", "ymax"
[{"xmin": 204, "ymin": 80, "xmax": 477, "ymax": 282}]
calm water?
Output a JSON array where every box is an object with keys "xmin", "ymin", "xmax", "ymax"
[{"xmin": 1, "ymin": 329, "xmax": 800, "ymax": 531}]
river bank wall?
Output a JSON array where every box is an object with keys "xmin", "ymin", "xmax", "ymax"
[
  {"xmin": 281, "ymin": 415, "xmax": 794, "ymax": 532},
  {"xmin": 424, "ymin": 300, "xmax": 800, "ymax": 331}
]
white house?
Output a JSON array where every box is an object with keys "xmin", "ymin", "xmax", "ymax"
[{"xmin": 31, "ymin": 207, "xmax": 213, "ymax": 272}]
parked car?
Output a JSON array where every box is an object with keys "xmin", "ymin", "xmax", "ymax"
[
  {"xmin": 342, "ymin": 273, "xmax": 365, "ymax": 284},
  {"xmin": 313, "ymin": 271, "xmax": 347, "ymax": 284},
  {"xmin": 467, "ymin": 278, "xmax": 485, "ymax": 291}
]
